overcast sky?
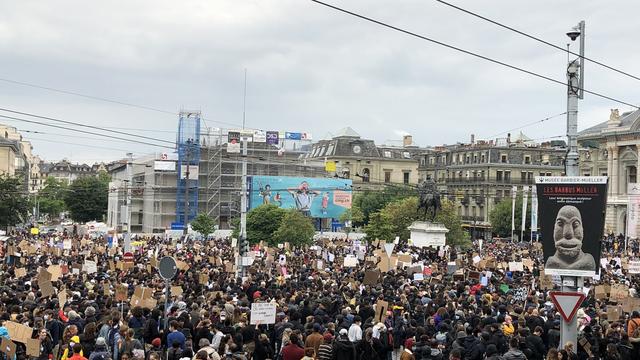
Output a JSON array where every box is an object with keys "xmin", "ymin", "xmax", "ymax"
[{"xmin": 1, "ymin": 0, "xmax": 639, "ymax": 163}]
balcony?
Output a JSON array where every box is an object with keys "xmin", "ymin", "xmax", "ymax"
[
  {"xmin": 445, "ymin": 177, "xmax": 534, "ymax": 185},
  {"xmin": 461, "ymin": 215, "xmax": 485, "ymax": 222}
]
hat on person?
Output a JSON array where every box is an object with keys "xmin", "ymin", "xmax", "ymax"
[
  {"xmin": 339, "ymin": 329, "xmax": 348, "ymax": 336},
  {"xmin": 96, "ymin": 337, "xmax": 106, "ymax": 347},
  {"xmin": 152, "ymin": 338, "xmax": 162, "ymax": 348},
  {"xmin": 198, "ymin": 338, "xmax": 210, "ymax": 348},
  {"xmin": 253, "ymin": 291, "xmax": 261, "ymax": 299},
  {"xmin": 313, "ymin": 323, "xmax": 322, "ymax": 332},
  {"xmin": 177, "ymin": 301, "xmax": 187, "ymax": 310},
  {"xmin": 486, "ymin": 344, "xmax": 498, "ymax": 356},
  {"xmin": 323, "ymin": 333, "xmax": 334, "ymax": 341}
]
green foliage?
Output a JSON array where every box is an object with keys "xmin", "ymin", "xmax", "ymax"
[
  {"xmin": 64, "ymin": 176, "xmax": 108, "ymax": 223},
  {"xmin": 0, "ymin": 175, "xmax": 29, "ymax": 229},
  {"xmin": 338, "ymin": 208, "xmax": 363, "ymax": 226},
  {"xmin": 434, "ymin": 199, "xmax": 471, "ymax": 247},
  {"xmin": 232, "ymin": 204, "xmax": 287, "ymax": 245},
  {"xmin": 352, "ymin": 186, "xmax": 414, "ymax": 225},
  {"xmin": 379, "ymin": 197, "xmax": 420, "ymax": 241},
  {"xmin": 37, "ymin": 177, "xmax": 67, "ymax": 217},
  {"xmin": 489, "ymin": 195, "xmax": 531, "ymax": 239},
  {"xmin": 190, "ymin": 213, "xmax": 216, "ymax": 236},
  {"xmin": 273, "ymin": 209, "xmax": 316, "ymax": 246}
]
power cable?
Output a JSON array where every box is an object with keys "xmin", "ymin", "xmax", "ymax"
[
  {"xmin": 484, "ymin": 112, "xmax": 567, "ymax": 140},
  {"xmin": 0, "ymin": 114, "xmax": 173, "ymax": 150},
  {"xmin": 0, "ymin": 107, "xmax": 175, "ymax": 145},
  {"xmin": 309, "ymin": 0, "xmax": 640, "ymax": 109},
  {"xmin": 433, "ymin": 0, "xmax": 640, "ymax": 82},
  {"xmin": 0, "ymin": 77, "xmax": 243, "ymax": 128}
]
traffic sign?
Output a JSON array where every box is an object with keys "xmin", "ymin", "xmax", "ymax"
[
  {"xmin": 550, "ymin": 291, "xmax": 585, "ymax": 323},
  {"xmin": 383, "ymin": 243, "xmax": 395, "ymax": 256},
  {"xmin": 123, "ymin": 252, "xmax": 134, "ymax": 264},
  {"xmin": 158, "ymin": 256, "xmax": 177, "ymax": 280}
]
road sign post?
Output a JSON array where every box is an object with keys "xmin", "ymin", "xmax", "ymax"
[
  {"xmin": 158, "ymin": 256, "xmax": 178, "ymax": 330},
  {"xmin": 550, "ymin": 288, "xmax": 585, "ymax": 348}
]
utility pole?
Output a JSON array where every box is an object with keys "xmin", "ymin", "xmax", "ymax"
[
  {"xmin": 239, "ymin": 137, "xmax": 248, "ymax": 277},
  {"xmin": 560, "ymin": 20, "xmax": 585, "ymax": 350},
  {"xmin": 183, "ymin": 140, "xmax": 192, "ymax": 236},
  {"xmin": 123, "ymin": 152, "xmax": 133, "ymax": 252},
  {"xmin": 565, "ymin": 20, "xmax": 585, "ymax": 177}
]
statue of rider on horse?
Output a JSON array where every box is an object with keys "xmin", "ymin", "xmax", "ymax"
[{"xmin": 417, "ymin": 178, "xmax": 441, "ymax": 221}]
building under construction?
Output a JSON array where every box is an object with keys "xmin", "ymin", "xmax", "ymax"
[{"xmin": 107, "ymin": 112, "xmax": 327, "ymax": 233}]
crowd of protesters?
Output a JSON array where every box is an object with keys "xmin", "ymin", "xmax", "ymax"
[{"xmin": 1, "ymin": 228, "xmax": 640, "ymax": 360}]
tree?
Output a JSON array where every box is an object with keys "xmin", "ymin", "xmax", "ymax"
[
  {"xmin": 352, "ymin": 186, "xmax": 414, "ymax": 226},
  {"xmin": 489, "ymin": 195, "xmax": 531, "ymax": 239},
  {"xmin": 379, "ymin": 197, "xmax": 420, "ymax": 241},
  {"xmin": 364, "ymin": 211, "xmax": 394, "ymax": 242},
  {"xmin": 37, "ymin": 176, "xmax": 67, "ymax": 218},
  {"xmin": 0, "ymin": 175, "xmax": 29, "ymax": 229},
  {"xmin": 272, "ymin": 209, "xmax": 316, "ymax": 246},
  {"xmin": 434, "ymin": 198, "xmax": 471, "ymax": 247},
  {"xmin": 64, "ymin": 176, "xmax": 108, "ymax": 223},
  {"xmin": 232, "ymin": 204, "xmax": 287, "ymax": 246},
  {"xmin": 190, "ymin": 213, "xmax": 216, "ymax": 236}
]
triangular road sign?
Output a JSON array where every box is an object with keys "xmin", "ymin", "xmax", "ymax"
[
  {"xmin": 549, "ymin": 291, "xmax": 585, "ymax": 323},
  {"xmin": 384, "ymin": 243, "xmax": 395, "ymax": 256}
]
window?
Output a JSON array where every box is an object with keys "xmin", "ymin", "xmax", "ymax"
[
  {"xmin": 629, "ymin": 166, "xmax": 637, "ymax": 185},
  {"xmin": 430, "ymin": 157, "xmax": 435, "ymax": 165},
  {"xmin": 501, "ymin": 154, "xmax": 508, "ymax": 163},
  {"xmin": 504, "ymin": 171, "xmax": 511, "ymax": 182},
  {"xmin": 473, "ymin": 154, "xmax": 478, "ymax": 163},
  {"xmin": 542, "ymin": 155, "xmax": 550, "ymax": 165},
  {"xmin": 326, "ymin": 144, "xmax": 335, "ymax": 155},
  {"xmin": 524, "ymin": 155, "xmax": 531, "ymax": 164},
  {"xmin": 362, "ymin": 168, "xmax": 370, "ymax": 182},
  {"xmin": 403, "ymin": 172, "xmax": 410, "ymax": 184},
  {"xmin": 420, "ymin": 157, "xmax": 426, "ymax": 166},
  {"xmin": 154, "ymin": 201, "xmax": 160, "ymax": 213},
  {"xmin": 539, "ymin": 172, "xmax": 546, "ymax": 177},
  {"xmin": 319, "ymin": 147, "xmax": 326, "ymax": 157},
  {"xmin": 521, "ymin": 171, "xmax": 527, "ymax": 181},
  {"xmin": 546, "ymin": 172, "xmax": 552, "ymax": 176},
  {"xmin": 496, "ymin": 170, "xmax": 503, "ymax": 181},
  {"xmin": 403, "ymin": 152, "xmax": 411, "ymax": 159},
  {"xmin": 481, "ymin": 153, "xmax": 486, "ymax": 163},
  {"xmin": 384, "ymin": 171, "xmax": 391, "ymax": 183},
  {"xmin": 384, "ymin": 151, "xmax": 392, "ymax": 158}
]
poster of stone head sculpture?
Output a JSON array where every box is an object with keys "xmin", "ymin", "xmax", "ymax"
[{"xmin": 536, "ymin": 176, "xmax": 608, "ymax": 277}]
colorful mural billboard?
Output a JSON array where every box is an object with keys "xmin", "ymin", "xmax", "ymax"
[{"xmin": 248, "ymin": 176, "xmax": 352, "ymax": 218}]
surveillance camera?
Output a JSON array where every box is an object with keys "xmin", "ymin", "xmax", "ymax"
[{"xmin": 566, "ymin": 27, "xmax": 581, "ymax": 41}]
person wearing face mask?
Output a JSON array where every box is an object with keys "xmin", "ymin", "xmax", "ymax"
[
  {"xmin": 44, "ymin": 310, "xmax": 64, "ymax": 348},
  {"xmin": 36, "ymin": 327, "xmax": 54, "ymax": 360}
]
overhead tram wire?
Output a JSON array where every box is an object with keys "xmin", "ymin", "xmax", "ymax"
[
  {"xmin": 0, "ymin": 77, "xmax": 243, "ymax": 128},
  {"xmin": 0, "ymin": 107, "xmax": 175, "ymax": 145},
  {"xmin": 0, "ymin": 114, "xmax": 174, "ymax": 150},
  {"xmin": 484, "ymin": 111, "xmax": 567, "ymax": 140},
  {"xmin": 433, "ymin": 0, "xmax": 640, "ymax": 82},
  {"xmin": 309, "ymin": 0, "xmax": 640, "ymax": 109}
]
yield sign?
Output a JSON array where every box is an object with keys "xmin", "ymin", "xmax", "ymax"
[
  {"xmin": 549, "ymin": 291, "xmax": 585, "ymax": 323},
  {"xmin": 383, "ymin": 243, "xmax": 395, "ymax": 256}
]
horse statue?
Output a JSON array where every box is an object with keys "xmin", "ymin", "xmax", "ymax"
[{"xmin": 417, "ymin": 179, "xmax": 441, "ymax": 221}]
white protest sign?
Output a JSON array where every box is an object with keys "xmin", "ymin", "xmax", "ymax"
[
  {"xmin": 63, "ymin": 240, "xmax": 72, "ymax": 250},
  {"xmin": 629, "ymin": 261, "xmax": 640, "ymax": 274},
  {"xmin": 344, "ymin": 255, "xmax": 358, "ymax": 268},
  {"xmin": 83, "ymin": 260, "xmax": 97, "ymax": 274},
  {"xmin": 384, "ymin": 243, "xmax": 395, "ymax": 256},
  {"xmin": 473, "ymin": 255, "xmax": 481, "ymax": 264},
  {"xmin": 509, "ymin": 261, "xmax": 524, "ymax": 272},
  {"xmin": 250, "ymin": 303, "xmax": 276, "ymax": 325}
]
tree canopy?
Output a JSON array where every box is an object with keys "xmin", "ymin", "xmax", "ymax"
[
  {"xmin": 273, "ymin": 209, "xmax": 316, "ymax": 246},
  {"xmin": 232, "ymin": 204, "xmax": 288, "ymax": 246},
  {"xmin": 37, "ymin": 176, "xmax": 67, "ymax": 218},
  {"xmin": 0, "ymin": 175, "xmax": 29, "ymax": 229},
  {"xmin": 489, "ymin": 195, "xmax": 531, "ymax": 240},
  {"xmin": 64, "ymin": 176, "xmax": 108, "ymax": 223},
  {"xmin": 190, "ymin": 213, "xmax": 216, "ymax": 236}
]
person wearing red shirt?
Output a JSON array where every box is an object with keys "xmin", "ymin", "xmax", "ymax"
[
  {"xmin": 281, "ymin": 334, "xmax": 305, "ymax": 360},
  {"xmin": 67, "ymin": 344, "xmax": 87, "ymax": 360}
]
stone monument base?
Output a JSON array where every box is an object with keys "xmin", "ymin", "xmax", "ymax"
[{"xmin": 408, "ymin": 221, "xmax": 449, "ymax": 248}]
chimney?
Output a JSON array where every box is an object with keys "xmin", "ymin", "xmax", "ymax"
[
  {"xmin": 507, "ymin": 133, "xmax": 511, "ymax": 144},
  {"xmin": 403, "ymin": 135, "xmax": 413, "ymax": 147},
  {"xmin": 470, "ymin": 134, "xmax": 475, "ymax": 145}
]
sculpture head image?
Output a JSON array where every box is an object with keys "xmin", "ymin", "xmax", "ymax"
[{"xmin": 553, "ymin": 205, "xmax": 583, "ymax": 259}]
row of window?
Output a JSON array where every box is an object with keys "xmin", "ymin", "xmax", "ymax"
[{"xmin": 423, "ymin": 153, "xmax": 553, "ymax": 166}]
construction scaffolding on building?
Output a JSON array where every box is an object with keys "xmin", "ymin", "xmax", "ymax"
[{"xmin": 175, "ymin": 111, "xmax": 201, "ymax": 227}]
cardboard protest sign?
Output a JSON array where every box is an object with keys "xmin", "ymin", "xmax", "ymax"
[
  {"xmin": 58, "ymin": 289, "xmax": 67, "ymax": 309},
  {"xmin": 38, "ymin": 269, "xmax": 52, "ymax": 282},
  {"xmin": 4, "ymin": 321, "xmax": 32, "ymax": 344},
  {"xmin": 0, "ymin": 338, "xmax": 16, "ymax": 359},
  {"xmin": 250, "ymin": 303, "xmax": 277, "ymax": 325},
  {"xmin": 363, "ymin": 270, "xmax": 380, "ymax": 285},
  {"xmin": 538, "ymin": 271, "xmax": 554, "ymax": 290},
  {"xmin": 594, "ymin": 285, "xmax": 610, "ymax": 300},
  {"xmin": 171, "ymin": 286, "xmax": 183, "ymax": 297},
  {"xmin": 537, "ymin": 177, "xmax": 607, "ymax": 277},
  {"xmin": 610, "ymin": 284, "xmax": 629, "ymax": 302},
  {"xmin": 468, "ymin": 271, "xmax": 481, "ymax": 281},
  {"xmin": 39, "ymin": 280, "xmax": 55, "ymax": 298},
  {"xmin": 199, "ymin": 273, "xmax": 209, "ymax": 285},
  {"xmin": 115, "ymin": 284, "xmax": 128, "ymax": 302},
  {"xmin": 14, "ymin": 268, "xmax": 26, "ymax": 278},
  {"xmin": 608, "ymin": 305, "xmax": 623, "ymax": 321},
  {"xmin": 629, "ymin": 261, "xmax": 640, "ymax": 274},
  {"xmin": 83, "ymin": 260, "xmax": 98, "ymax": 274},
  {"xmin": 374, "ymin": 300, "xmax": 389, "ymax": 323},
  {"xmin": 453, "ymin": 270, "xmax": 465, "ymax": 281},
  {"xmin": 622, "ymin": 297, "xmax": 640, "ymax": 313},
  {"xmin": 398, "ymin": 254, "xmax": 412, "ymax": 265},
  {"xmin": 131, "ymin": 287, "xmax": 157, "ymax": 309},
  {"xmin": 26, "ymin": 338, "xmax": 40, "ymax": 357},
  {"xmin": 343, "ymin": 255, "xmax": 358, "ymax": 268}
]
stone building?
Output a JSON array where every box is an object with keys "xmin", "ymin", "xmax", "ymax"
[
  {"xmin": 419, "ymin": 133, "xmax": 566, "ymax": 240},
  {"xmin": 578, "ymin": 108, "xmax": 640, "ymax": 235},
  {"xmin": 306, "ymin": 127, "xmax": 424, "ymax": 189}
]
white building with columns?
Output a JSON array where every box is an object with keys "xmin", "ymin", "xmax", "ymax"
[{"xmin": 578, "ymin": 108, "xmax": 640, "ymax": 235}]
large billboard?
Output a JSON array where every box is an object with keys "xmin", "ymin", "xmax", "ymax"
[
  {"xmin": 249, "ymin": 176, "xmax": 352, "ymax": 218},
  {"xmin": 536, "ymin": 176, "xmax": 608, "ymax": 277}
]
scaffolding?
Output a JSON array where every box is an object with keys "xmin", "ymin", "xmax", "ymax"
[{"xmin": 175, "ymin": 111, "xmax": 201, "ymax": 226}]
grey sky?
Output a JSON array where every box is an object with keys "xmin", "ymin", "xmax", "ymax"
[{"xmin": 0, "ymin": 0, "xmax": 638, "ymax": 163}]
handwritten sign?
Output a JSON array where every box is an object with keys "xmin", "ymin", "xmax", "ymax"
[{"xmin": 250, "ymin": 303, "xmax": 276, "ymax": 325}]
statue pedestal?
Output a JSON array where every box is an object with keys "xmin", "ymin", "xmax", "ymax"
[{"xmin": 408, "ymin": 221, "xmax": 448, "ymax": 248}]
